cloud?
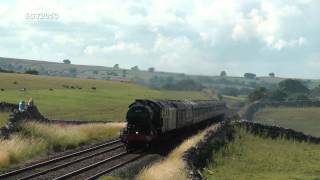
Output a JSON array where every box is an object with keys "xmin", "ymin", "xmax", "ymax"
[
  {"xmin": 84, "ymin": 42, "xmax": 147, "ymax": 56},
  {"xmin": 0, "ymin": 0, "xmax": 319, "ymax": 78}
]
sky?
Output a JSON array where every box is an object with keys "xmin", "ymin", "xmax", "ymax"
[{"xmin": 0, "ymin": 0, "xmax": 319, "ymax": 78}]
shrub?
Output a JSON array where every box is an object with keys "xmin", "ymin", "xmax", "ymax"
[{"xmin": 24, "ymin": 70, "xmax": 39, "ymax": 75}]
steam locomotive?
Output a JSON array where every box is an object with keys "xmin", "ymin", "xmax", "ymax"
[{"xmin": 121, "ymin": 99, "xmax": 226, "ymax": 146}]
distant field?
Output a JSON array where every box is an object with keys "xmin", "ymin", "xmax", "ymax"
[
  {"xmin": 253, "ymin": 107, "xmax": 320, "ymax": 137},
  {"xmin": 0, "ymin": 73, "xmax": 206, "ymax": 121},
  {"xmin": 203, "ymin": 128, "xmax": 320, "ymax": 179},
  {"xmin": 222, "ymin": 95, "xmax": 246, "ymax": 108},
  {"xmin": 0, "ymin": 112, "xmax": 10, "ymax": 127}
]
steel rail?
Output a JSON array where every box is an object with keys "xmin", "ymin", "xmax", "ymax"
[
  {"xmin": 20, "ymin": 144, "xmax": 124, "ymax": 180},
  {"xmin": 53, "ymin": 150, "xmax": 142, "ymax": 180},
  {"xmin": 0, "ymin": 139, "xmax": 121, "ymax": 178},
  {"xmin": 86, "ymin": 153, "xmax": 146, "ymax": 180}
]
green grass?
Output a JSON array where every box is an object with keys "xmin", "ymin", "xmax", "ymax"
[
  {"xmin": 253, "ymin": 107, "xmax": 320, "ymax": 137},
  {"xmin": 203, "ymin": 127, "xmax": 320, "ymax": 180},
  {"xmin": 0, "ymin": 112, "xmax": 10, "ymax": 127},
  {"xmin": 0, "ymin": 73, "xmax": 206, "ymax": 121}
]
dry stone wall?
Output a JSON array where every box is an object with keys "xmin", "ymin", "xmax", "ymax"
[
  {"xmin": 243, "ymin": 100, "xmax": 320, "ymax": 120},
  {"xmin": 184, "ymin": 120, "xmax": 320, "ymax": 179},
  {"xmin": 0, "ymin": 102, "xmax": 47, "ymax": 139},
  {"xmin": 0, "ymin": 101, "xmax": 111, "ymax": 139}
]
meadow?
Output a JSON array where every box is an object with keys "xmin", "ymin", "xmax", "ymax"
[
  {"xmin": 0, "ymin": 73, "xmax": 206, "ymax": 121},
  {"xmin": 253, "ymin": 107, "xmax": 320, "ymax": 137},
  {"xmin": 222, "ymin": 95, "xmax": 246, "ymax": 108},
  {"xmin": 203, "ymin": 127, "xmax": 320, "ymax": 179}
]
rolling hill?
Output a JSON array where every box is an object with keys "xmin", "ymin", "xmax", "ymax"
[{"xmin": 0, "ymin": 72, "xmax": 206, "ymax": 121}]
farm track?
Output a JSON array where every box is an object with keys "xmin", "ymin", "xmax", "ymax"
[{"xmin": 0, "ymin": 139, "xmax": 146, "ymax": 180}]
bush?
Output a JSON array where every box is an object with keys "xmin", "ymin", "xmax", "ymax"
[
  {"xmin": 248, "ymin": 87, "xmax": 267, "ymax": 102},
  {"xmin": 279, "ymin": 79, "xmax": 310, "ymax": 94},
  {"xmin": 25, "ymin": 70, "xmax": 39, "ymax": 75}
]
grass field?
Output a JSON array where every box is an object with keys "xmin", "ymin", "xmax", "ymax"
[
  {"xmin": 203, "ymin": 128, "xmax": 320, "ymax": 179},
  {"xmin": 0, "ymin": 112, "xmax": 10, "ymax": 127},
  {"xmin": 222, "ymin": 95, "xmax": 246, "ymax": 108},
  {"xmin": 253, "ymin": 107, "xmax": 320, "ymax": 137},
  {"xmin": 0, "ymin": 73, "xmax": 206, "ymax": 121}
]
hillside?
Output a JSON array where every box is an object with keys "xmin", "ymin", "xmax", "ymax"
[
  {"xmin": 253, "ymin": 107, "xmax": 320, "ymax": 137},
  {"xmin": 0, "ymin": 57, "xmax": 295, "ymax": 94},
  {"xmin": 0, "ymin": 73, "xmax": 206, "ymax": 121}
]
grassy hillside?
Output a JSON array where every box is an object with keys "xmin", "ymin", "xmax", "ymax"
[
  {"xmin": 0, "ymin": 73, "xmax": 206, "ymax": 121},
  {"xmin": 203, "ymin": 128, "xmax": 320, "ymax": 179},
  {"xmin": 253, "ymin": 107, "xmax": 320, "ymax": 137},
  {"xmin": 0, "ymin": 112, "xmax": 10, "ymax": 127},
  {"xmin": 0, "ymin": 57, "xmax": 292, "ymax": 91}
]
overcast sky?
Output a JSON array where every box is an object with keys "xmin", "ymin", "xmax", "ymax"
[{"xmin": 0, "ymin": 0, "xmax": 319, "ymax": 78}]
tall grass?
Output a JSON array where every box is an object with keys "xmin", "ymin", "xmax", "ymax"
[
  {"xmin": 137, "ymin": 124, "xmax": 219, "ymax": 180},
  {"xmin": 0, "ymin": 135, "xmax": 47, "ymax": 170},
  {"xmin": 203, "ymin": 127, "xmax": 320, "ymax": 179},
  {"xmin": 0, "ymin": 122, "xmax": 124, "ymax": 171},
  {"xmin": 19, "ymin": 122, "xmax": 124, "ymax": 151}
]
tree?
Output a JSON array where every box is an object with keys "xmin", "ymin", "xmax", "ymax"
[
  {"xmin": 310, "ymin": 85, "xmax": 320, "ymax": 97},
  {"xmin": 68, "ymin": 68, "xmax": 77, "ymax": 77},
  {"xmin": 148, "ymin": 67, "xmax": 155, "ymax": 72},
  {"xmin": 122, "ymin": 70, "xmax": 127, "ymax": 77},
  {"xmin": 288, "ymin": 93, "xmax": 309, "ymax": 101},
  {"xmin": 278, "ymin": 79, "xmax": 310, "ymax": 94},
  {"xmin": 131, "ymin": 66, "xmax": 139, "ymax": 71},
  {"xmin": 269, "ymin": 72, "xmax": 275, "ymax": 78},
  {"xmin": 244, "ymin": 73, "xmax": 256, "ymax": 79},
  {"xmin": 220, "ymin": 70, "xmax": 227, "ymax": 77},
  {"xmin": 248, "ymin": 87, "xmax": 267, "ymax": 102},
  {"xmin": 25, "ymin": 70, "xmax": 39, "ymax": 75},
  {"xmin": 113, "ymin": 64, "xmax": 119, "ymax": 69},
  {"xmin": 268, "ymin": 89, "xmax": 287, "ymax": 101},
  {"xmin": 63, "ymin": 59, "xmax": 71, "ymax": 64}
]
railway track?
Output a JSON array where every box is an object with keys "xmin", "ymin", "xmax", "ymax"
[{"xmin": 0, "ymin": 139, "xmax": 146, "ymax": 180}]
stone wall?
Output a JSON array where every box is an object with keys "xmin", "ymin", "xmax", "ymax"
[
  {"xmin": 0, "ymin": 102, "xmax": 48, "ymax": 139},
  {"xmin": 183, "ymin": 120, "xmax": 320, "ymax": 179},
  {"xmin": 0, "ymin": 101, "xmax": 111, "ymax": 139},
  {"xmin": 243, "ymin": 100, "xmax": 320, "ymax": 120},
  {"xmin": 183, "ymin": 122, "xmax": 235, "ymax": 179}
]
